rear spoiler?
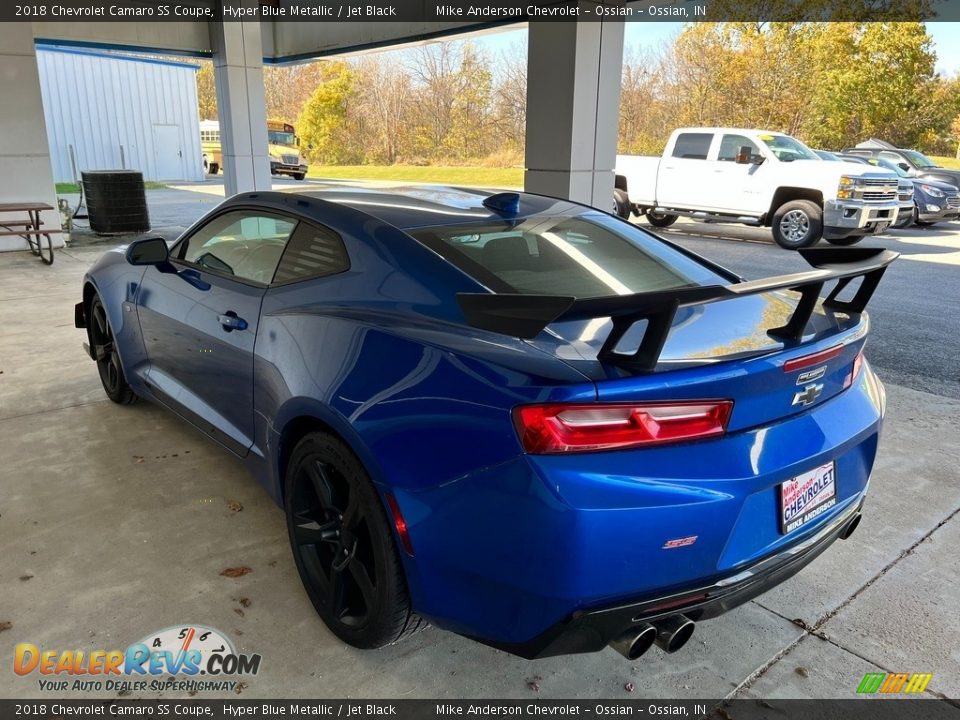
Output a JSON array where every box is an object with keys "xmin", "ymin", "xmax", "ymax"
[{"xmin": 456, "ymin": 247, "xmax": 899, "ymax": 372}]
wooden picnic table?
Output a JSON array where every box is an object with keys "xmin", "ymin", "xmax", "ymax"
[{"xmin": 0, "ymin": 202, "xmax": 59, "ymax": 265}]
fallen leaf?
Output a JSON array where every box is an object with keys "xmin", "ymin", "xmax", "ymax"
[
  {"xmin": 233, "ymin": 608, "xmax": 245, "ymax": 617},
  {"xmin": 227, "ymin": 500, "xmax": 243, "ymax": 512},
  {"xmin": 0, "ymin": 622, "xmax": 12, "ymax": 632},
  {"xmin": 795, "ymin": 666, "xmax": 809, "ymax": 678},
  {"xmin": 235, "ymin": 682, "xmax": 248, "ymax": 695},
  {"xmin": 220, "ymin": 567, "xmax": 252, "ymax": 578},
  {"xmin": 792, "ymin": 617, "xmax": 809, "ymax": 630},
  {"xmin": 19, "ymin": 575, "xmax": 33, "ymax": 582},
  {"xmin": 239, "ymin": 597, "xmax": 251, "ymax": 608},
  {"xmin": 526, "ymin": 680, "xmax": 540, "ymax": 692},
  {"xmin": 624, "ymin": 682, "xmax": 635, "ymax": 693}
]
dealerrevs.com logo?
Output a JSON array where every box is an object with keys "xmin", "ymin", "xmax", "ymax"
[{"xmin": 14, "ymin": 625, "xmax": 261, "ymax": 694}]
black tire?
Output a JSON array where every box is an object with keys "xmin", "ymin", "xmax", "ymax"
[
  {"xmin": 209, "ymin": 163, "xmax": 219, "ymax": 175},
  {"xmin": 88, "ymin": 295, "xmax": 138, "ymax": 405},
  {"xmin": 646, "ymin": 210, "xmax": 679, "ymax": 228},
  {"xmin": 292, "ymin": 173, "xmax": 306, "ymax": 181},
  {"xmin": 913, "ymin": 207, "xmax": 935, "ymax": 227},
  {"xmin": 826, "ymin": 235, "xmax": 864, "ymax": 246},
  {"xmin": 285, "ymin": 432, "xmax": 425, "ymax": 649},
  {"xmin": 771, "ymin": 199, "xmax": 823, "ymax": 249},
  {"xmin": 613, "ymin": 189, "xmax": 631, "ymax": 219}
]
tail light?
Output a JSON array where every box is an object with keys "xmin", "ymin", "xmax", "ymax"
[
  {"xmin": 844, "ymin": 351, "xmax": 865, "ymax": 389},
  {"xmin": 512, "ymin": 401, "xmax": 733, "ymax": 454}
]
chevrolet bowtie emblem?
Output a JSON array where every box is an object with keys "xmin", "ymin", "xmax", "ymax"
[{"xmin": 792, "ymin": 383, "xmax": 824, "ymax": 407}]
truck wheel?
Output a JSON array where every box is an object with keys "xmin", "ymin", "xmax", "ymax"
[
  {"xmin": 209, "ymin": 163, "xmax": 219, "ymax": 175},
  {"xmin": 292, "ymin": 173, "xmax": 306, "ymax": 181},
  {"xmin": 613, "ymin": 189, "xmax": 631, "ymax": 219},
  {"xmin": 826, "ymin": 235, "xmax": 864, "ymax": 246},
  {"xmin": 913, "ymin": 207, "xmax": 935, "ymax": 227},
  {"xmin": 646, "ymin": 210, "xmax": 678, "ymax": 228},
  {"xmin": 772, "ymin": 200, "xmax": 822, "ymax": 249}
]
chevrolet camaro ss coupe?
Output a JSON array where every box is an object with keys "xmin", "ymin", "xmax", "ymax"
[{"xmin": 75, "ymin": 186, "xmax": 896, "ymax": 660}]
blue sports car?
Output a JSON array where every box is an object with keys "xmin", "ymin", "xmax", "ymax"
[{"xmin": 75, "ymin": 186, "xmax": 895, "ymax": 660}]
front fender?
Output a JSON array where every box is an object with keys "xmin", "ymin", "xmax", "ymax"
[{"xmin": 80, "ymin": 249, "xmax": 150, "ymax": 390}]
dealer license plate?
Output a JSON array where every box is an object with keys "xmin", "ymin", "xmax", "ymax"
[{"xmin": 779, "ymin": 462, "xmax": 837, "ymax": 534}]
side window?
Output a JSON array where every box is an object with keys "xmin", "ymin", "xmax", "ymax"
[
  {"xmin": 177, "ymin": 210, "xmax": 296, "ymax": 285},
  {"xmin": 273, "ymin": 222, "xmax": 350, "ymax": 284},
  {"xmin": 717, "ymin": 134, "xmax": 760, "ymax": 162},
  {"xmin": 879, "ymin": 151, "xmax": 904, "ymax": 165},
  {"xmin": 671, "ymin": 133, "xmax": 713, "ymax": 160}
]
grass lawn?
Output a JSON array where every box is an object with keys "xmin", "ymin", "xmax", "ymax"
[
  {"xmin": 930, "ymin": 156, "xmax": 960, "ymax": 169},
  {"xmin": 55, "ymin": 181, "xmax": 167, "ymax": 194},
  {"xmin": 305, "ymin": 165, "xmax": 523, "ymax": 188}
]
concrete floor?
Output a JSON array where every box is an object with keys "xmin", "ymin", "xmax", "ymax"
[{"xmin": 1, "ymin": 219, "xmax": 958, "ymax": 701}]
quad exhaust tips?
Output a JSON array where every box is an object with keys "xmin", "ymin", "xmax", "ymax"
[
  {"xmin": 839, "ymin": 512, "xmax": 862, "ymax": 541},
  {"xmin": 610, "ymin": 624, "xmax": 657, "ymax": 660},
  {"xmin": 652, "ymin": 615, "xmax": 696, "ymax": 654}
]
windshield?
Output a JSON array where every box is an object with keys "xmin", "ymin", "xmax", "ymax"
[
  {"xmin": 759, "ymin": 134, "xmax": 819, "ymax": 162},
  {"xmin": 871, "ymin": 157, "xmax": 910, "ymax": 178},
  {"xmin": 268, "ymin": 130, "xmax": 297, "ymax": 147},
  {"xmin": 410, "ymin": 213, "xmax": 721, "ymax": 298},
  {"xmin": 901, "ymin": 149, "xmax": 938, "ymax": 168}
]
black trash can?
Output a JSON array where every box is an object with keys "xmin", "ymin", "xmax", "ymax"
[{"xmin": 82, "ymin": 170, "xmax": 150, "ymax": 234}]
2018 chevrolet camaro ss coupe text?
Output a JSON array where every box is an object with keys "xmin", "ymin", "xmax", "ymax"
[{"xmin": 75, "ymin": 186, "xmax": 896, "ymax": 660}]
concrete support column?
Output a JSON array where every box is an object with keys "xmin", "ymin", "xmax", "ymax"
[
  {"xmin": 210, "ymin": 13, "xmax": 271, "ymax": 196},
  {"xmin": 524, "ymin": 9, "xmax": 625, "ymax": 209},
  {"xmin": 0, "ymin": 24, "xmax": 60, "ymax": 252}
]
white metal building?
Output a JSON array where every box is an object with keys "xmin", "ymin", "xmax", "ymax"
[{"xmin": 36, "ymin": 45, "xmax": 204, "ymax": 184}]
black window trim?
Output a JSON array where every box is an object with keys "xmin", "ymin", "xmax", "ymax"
[
  {"xmin": 167, "ymin": 205, "xmax": 350, "ymax": 289},
  {"xmin": 269, "ymin": 218, "xmax": 352, "ymax": 288}
]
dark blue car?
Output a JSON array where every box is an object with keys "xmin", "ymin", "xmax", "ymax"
[{"xmin": 75, "ymin": 186, "xmax": 895, "ymax": 660}]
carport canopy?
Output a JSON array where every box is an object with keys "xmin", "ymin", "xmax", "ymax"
[{"xmin": 0, "ymin": 0, "xmax": 628, "ymax": 250}]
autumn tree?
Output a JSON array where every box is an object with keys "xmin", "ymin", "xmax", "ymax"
[
  {"xmin": 196, "ymin": 61, "xmax": 217, "ymax": 119},
  {"xmin": 296, "ymin": 62, "xmax": 361, "ymax": 164}
]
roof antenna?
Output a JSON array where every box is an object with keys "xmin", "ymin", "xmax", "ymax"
[{"xmin": 483, "ymin": 192, "xmax": 520, "ymax": 216}]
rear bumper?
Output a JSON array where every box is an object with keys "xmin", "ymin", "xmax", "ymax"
[
  {"xmin": 483, "ymin": 499, "xmax": 864, "ymax": 659},
  {"xmin": 823, "ymin": 200, "xmax": 899, "ymax": 239},
  {"xmin": 401, "ymin": 364, "xmax": 886, "ymax": 653}
]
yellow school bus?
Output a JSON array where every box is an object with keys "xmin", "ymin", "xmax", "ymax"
[
  {"xmin": 266, "ymin": 119, "xmax": 308, "ymax": 180},
  {"xmin": 198, "ymin": 119, "xmax": 308, "ymax": 180},
  {"xmin": 199, "ymin": 119, "xmax": 222, "ymax": 175}
]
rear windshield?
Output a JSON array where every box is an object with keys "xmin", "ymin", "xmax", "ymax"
[{"xmin": 409, "ymin": 213, "xmax": 721, "ymax": 297}]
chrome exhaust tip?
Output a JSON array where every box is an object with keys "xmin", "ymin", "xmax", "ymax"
[
  {"xmin": 652, "ymin": 615, "xmax": 696, "ymax": 654},
  {"xmin": 839, "ymin": 512, "xmax": 862, "ymax": 540},
  {"xmin": 609, "ymin": 624, "xmax": 657, "ymax": 660}
]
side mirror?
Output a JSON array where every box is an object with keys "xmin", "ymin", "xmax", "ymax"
[
  {"xmin": 898, "ymin": 163, "xmax": 910, "ymax": 172},
  {"xmin": 126, "ymin": 237, "xmax": 169, "ymax": 266},
  {"xmin": 735, "ymin": 146, "xmax": 753, "ymax": 164}
]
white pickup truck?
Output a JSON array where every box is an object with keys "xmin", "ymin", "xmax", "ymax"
[{"xmin": 615, "ymin": 128, "xmax": 901, "ymax": 249}]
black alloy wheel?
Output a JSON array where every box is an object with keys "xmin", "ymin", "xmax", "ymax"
[
  {"xmin": 88, "ymin": 295, "xmax": 138, "ymax": 405},
  {"xmin": 285, "ymin": 432, "xmax": 424, "ymax": 648}
]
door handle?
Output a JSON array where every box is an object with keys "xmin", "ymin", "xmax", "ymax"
[{"xmin": 218, "ymin": 311, "xmax": 248, "ymax": 332}]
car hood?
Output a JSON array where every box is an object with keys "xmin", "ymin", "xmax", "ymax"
[{"xmin": 912, "ymin": 176, "xmax": 959, "ymax": 192}]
